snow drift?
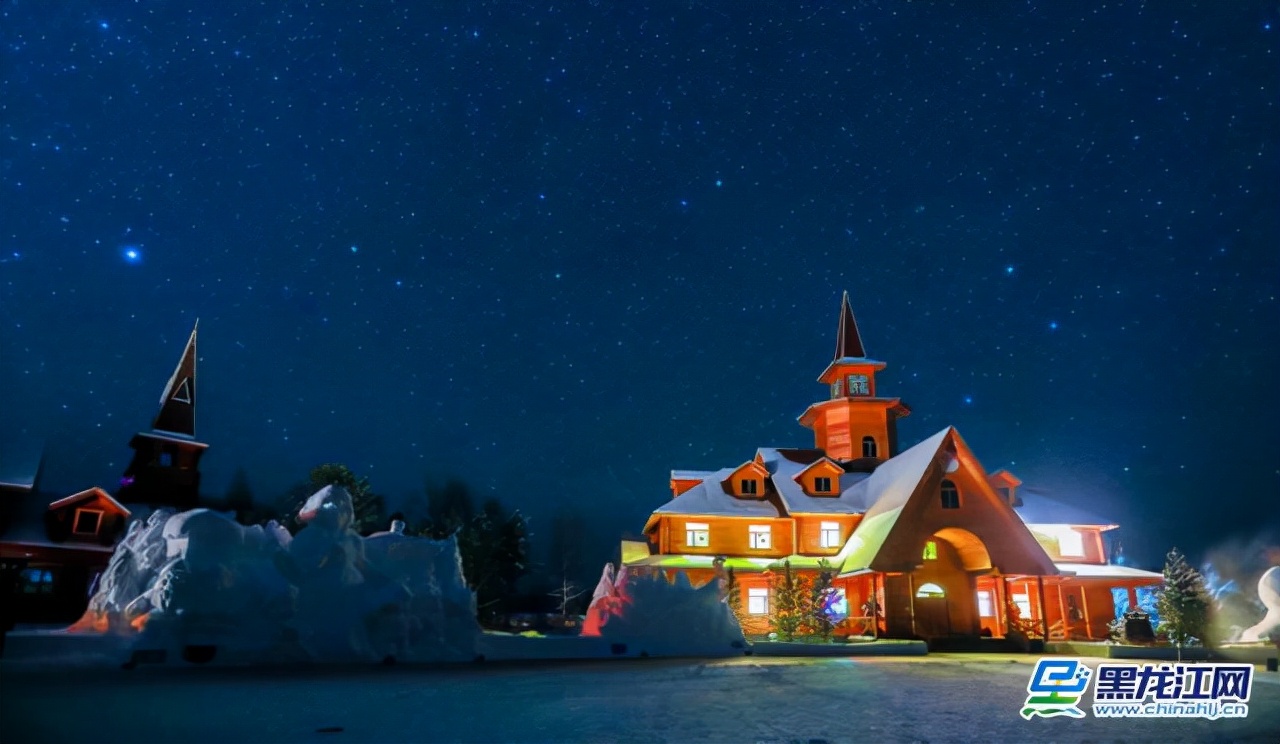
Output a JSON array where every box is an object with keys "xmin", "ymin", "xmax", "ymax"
[
  {"xmin": 581, "ymin": 564, "xmax": 746, "ymax": 656},
  {"xmin": 74, "ymin": 485, "xmax": 480, "ymax": 664},
  {"xmin": 1239, "ymin": 566, "xmax": 1280, "ymax": 643}
]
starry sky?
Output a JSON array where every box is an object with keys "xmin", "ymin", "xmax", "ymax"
[{"xmin": 1, "ymin": 1, "xmax": 1276, "ymax": 569}]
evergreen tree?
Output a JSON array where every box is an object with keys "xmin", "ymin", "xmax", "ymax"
[
  {"xmin": 807, "ymin": 560, "xmax": 837, "ymax": 641},
  {"xmin": 725, "ymin": 566, "xmax": 746, "ymax": 629},
  {"xmin": 453, "ymin": 498, "xmax": 530, "ymax": 626},
  {"xmin": 1157, "ymin": 547, "xmax": 1211, "ymax": 659},
  {"xmin": 421, "ymin": 478, "xmax": 476, "ymax": 538},
  {"xmin": 770, "ymin": 560, "xmax": 808, "ymax": 641},
  {"xmin": 275, "ymin": 463, "xmax": 387, "ymax": 534},
  {"xmin": 222, "ymin": 467, "xmax": 256, "ymax": 523}
]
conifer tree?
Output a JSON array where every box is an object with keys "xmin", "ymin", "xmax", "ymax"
[
  {"xmin": 725, "ymin": 566, "xmax": 746, "ymax": 629},
  {"xmin": 770, "ymin": 560, "xmax": 807, "ymax": 641},
  {"xmin": 807, "ymin": 561, "xmax": 837, "ymax": 641},
  {"xmin": 1157, "ymin": 547, "xmax": 1211, "ymax": 659}
]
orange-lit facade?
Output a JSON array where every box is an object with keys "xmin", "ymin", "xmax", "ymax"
[{"xmin": 624, "ymin": 292, "xmax": 1162, "ymax": 643}]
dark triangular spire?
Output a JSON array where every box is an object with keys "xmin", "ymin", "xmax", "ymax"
[
  {"xmin": 153, "ymin": 320, "xmax": 197, "ymax": 436},
  {"xmin": 834, "ymin": 291, "xmax": 867, "ymax": 359}
]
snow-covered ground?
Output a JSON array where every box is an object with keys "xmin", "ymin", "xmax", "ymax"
[{"xmin": 3, "ymin": 654, "xmax": 1277, "ymax": 743}]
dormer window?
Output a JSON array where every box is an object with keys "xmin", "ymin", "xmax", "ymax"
[
  {"xmin": 940, "ymin": 480, "xmax": 960, "ymax": 509},
  {"xmin": 73, "ymin": 508, "xmax": 103, "ymax": 535},
  {"xmin": 862, "ymin": 436, "xmax": 878, "ymax": 458},
  {"xmin": 813, "ymin": 476, "xmax": 832, "ymax": 493},
  {"xmin": 1057, "ymin": 528, "xmax": 1084, "ymax": 557},
  {"xmin": 740, "ymin": 478, "xmax": 758, "ymax": 496}
]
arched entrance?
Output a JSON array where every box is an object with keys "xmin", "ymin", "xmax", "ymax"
[{"xmin": 910, "ymin": 528, "xmax": 992, "ymax": 640}]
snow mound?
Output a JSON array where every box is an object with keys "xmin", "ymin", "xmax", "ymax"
[
  {"xmin": 582, "ymin": 564, "xmax": 745, "ymax": 656},
  {"xmin": 74, "ymin": 486, "xmax": 480, "ymax": 664},
  {"xmin": 1240, "ymin": 566, "xmax": 1280, "ymax": 643}
]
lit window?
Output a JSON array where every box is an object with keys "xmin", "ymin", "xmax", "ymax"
[
  {"xmin": 847, "ymin": 374, "xmax": 869, "ymax": 395},
  {"xmin": 740, "ymin": 478, "xmax": 758, "ymax": 496},
  {"xmin": 922, "ymin": 540, "xmax": 938, "ymax": 560},
  {"xmin": 1012, "ymin": 592, "xmax": 1032, "ymax": 619},
  {"xmin": 158, "ymin": 452, "xmax": 173, "ymax": 467},
  {"xmin": 915, "ymin": 582, "xmax": 945, "ymax": 598},
  {"xmin": 19, "ymin": 568, "xmax": 55, "ymax": 594},
  {"xmin": 748, "ymin": 587, "xmax": 769, "ymax": 615},
  {"xmin": 1057, "ymin": 529, "xmax": 1084, "ymax": 557},
  {"xmin": 977, "ymin": 590, "xmax": 994, "ymax": 617},
  {"xmin": 940, "ymin": 480, "xmax": 960, "ymax": 509},
  {"xmin": 831, "ymin": 379, "xmax": 843, "ymax": 398},
  {"xmin": 685, "ymin": 523, "xmax": 709, "ymax": 548},
  {"xmin": 820, "ymin": 521, "xmax": 841, "ymax": 548},
  {"xmin": 862, "ymin": 436, "xmax": 878, "ymax": 458},
  {"xmin": 813, "ymin": 476, "xmax": 832, "ymax": 493},
  {"xmin": 73, "ymin": 508, "xmax": 103, "ymax": 535},
  {"xmin": 749, "ymin": 524, "xmax": 771, "ymax": 550}
]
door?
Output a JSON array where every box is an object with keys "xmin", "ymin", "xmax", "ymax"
[{"xmin": 913, "ymin": 581, "xmax": 951, "ymax": 638}]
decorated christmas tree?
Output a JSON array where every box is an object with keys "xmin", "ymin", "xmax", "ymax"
[{"xmin": 770, "ymin": 560, "xmax": 808, "ymax": 641}]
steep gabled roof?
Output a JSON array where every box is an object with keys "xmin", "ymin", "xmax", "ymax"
[
  {"xmin": 47, "ymin": 487, "xmax": 131, "ymax": 517},
  {"xmin": 152, "ymin": 321, "xmax": 198, "ymax": 437},
  {"xmin": 834, "ymin": 290, "xmax": 867, "ymax": 359}
]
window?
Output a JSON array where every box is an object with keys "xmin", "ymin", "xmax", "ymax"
[
  {"xmin": 847, "ymin": 374, "xmax": 869, "ymax": 395},
  {"xmin": 831, "ymin": 379, "xmax": 843, "ymax": 398},
  {"xmin": 73, "ymin": 508, "xmax": 103, "ymax": 535},
  {"xmin": 158, "ymin": 452, "xmax": 173, "ymax": 467},
  {"xmin": 749, "ymin": 524, "xmax": 771, "ymax": 550},
  {"xmin": 748, "ymin": 587, "xmax": 770, "ymax": 615},
  {"xmin": 685, "ymin": 523, "xmax": 709, "ymax": 548},
  {"xmin": 1057, "ymin": 529, "xmax": 1085, "ymax": 557},
  {"xmin": 862, "ymin": 436, "xmax": 878, "ymax": 458},
  {"xmin": 940, "ymin": 480, "xmax": 960, "ymax": 509},
  {"xmin": 996, "ymin": 486, "xmax": 1012, "ymax": 504},
  {"xmin": 1012, "ymin": 592, "xmax": 1032, "ymax": 619},
  {"xmin": 820, "ymin": 521, "xmax": 841, "ymax": 548},
  {"xmin": 18, "ymin": 568, "xmax": 55, "ymax": 594},
  {"xmin": 915, "ymin": 582, "xmax": 945, "ymax": 598},
  {"xmin": 922, "ymin": 540, "xmax": 938, "ymax": 560},
  {"xmin": 740, "ymin": 478, "xmax": 758, "ymax": 496},
  {"xmin": 813, "ymin": 476, "xmax": 832, "ymax": 493},
  {"xmin": 977, "ymin": 590, "xmax": 994, "ymax": 617}
]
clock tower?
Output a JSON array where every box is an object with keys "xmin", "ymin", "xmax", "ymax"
[{"xmin": 798, "ymin": 292, "xmax": 911, "ymax": 464}]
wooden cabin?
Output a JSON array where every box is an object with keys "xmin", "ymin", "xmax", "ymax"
[
  {"xmin": 1, "ymin": 322, "xmax": 208, "ymax": 626},
  {"xmin": 625, "ymin": 292, "xmax": 1162, "ymax": 643}
]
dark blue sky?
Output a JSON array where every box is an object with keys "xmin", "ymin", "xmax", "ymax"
[{"xmin": 2, "ymin": 1, "xmax": 1276, "ymax": 567}]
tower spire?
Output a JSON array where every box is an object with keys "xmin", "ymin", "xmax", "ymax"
[
  {"xmin": 153, "ymin": 320, "xmax": 198, "ymax": 437},
  {"xmin": 834, "ymin": 291, "xmax": 867, "ymax": 359}
]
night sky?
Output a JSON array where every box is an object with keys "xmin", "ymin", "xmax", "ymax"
[{"xmin": 1, "ymin": 2, "xmax": 1276, "ymax": 569}]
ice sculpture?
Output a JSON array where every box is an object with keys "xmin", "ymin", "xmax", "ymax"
[
  {"xmin": 1239, "ymin": 566, "xmax": 1280, "ymax": 643},
  {"xmin": 74, "ymin": 485, "xmax": 480, "ymax": 664}
]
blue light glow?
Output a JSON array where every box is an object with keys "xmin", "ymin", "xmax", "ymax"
[{"xmin": 121, "ymin": 246, "xmax": 142, "ymax": 264}]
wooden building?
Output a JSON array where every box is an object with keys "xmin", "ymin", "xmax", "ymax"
[
  {"xmin": 1, "ymin": 323, "xmax": 207, "ymax": 625},
  {"xmin": 623, "ymin": 293, "xmax": 1162, "ymax": 643}
]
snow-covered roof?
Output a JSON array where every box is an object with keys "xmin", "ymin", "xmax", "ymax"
[
  {"xmin": 1055, "ymin": 562, "xmax": 1162, "ymax": 581},
  {"xmin": 652, "ymin": 467, "xmax": 781, "ymax": 519},
  {"xmin": 834, "ymin": 428, "xmax": 953, "ymax": 574},
  {"xmin": 671, "ymin": 470, "xmax": 716, "ymax": 481},
  {"xmin": 1017, "ymin": 492, "xmax": 1118, "ymax": 529},
  {"xmin": 756, "ymin": 448, "xmax": 873, "ymax": 515}
]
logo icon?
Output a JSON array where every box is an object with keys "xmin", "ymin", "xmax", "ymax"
[{"xmin": 1021, "ymin": 658, "xmax": 1092, "ymax": 719}]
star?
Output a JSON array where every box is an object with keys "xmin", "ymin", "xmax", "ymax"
[{"xmin": 121, "ymin": 246, "xmax": 142, "ymax": 264}]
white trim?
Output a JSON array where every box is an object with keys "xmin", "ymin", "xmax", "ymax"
[{"xmin": 748, "ymin": 524, "xmax": 771, "ymax": 550}]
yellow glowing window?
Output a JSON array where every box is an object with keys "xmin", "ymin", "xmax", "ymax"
[
  {"xmin": 915, "ymin": 582, "xmax": 945, "ymax": 598},
  {"xmin": 922, "ymin": 540, "xmax": 938, "ymax": 561}
]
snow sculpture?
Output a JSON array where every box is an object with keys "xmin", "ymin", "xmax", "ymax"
[
  {"xmin": 1239, "ymin": 566, "xmax": 1280, "ymax": 643},
  {"xmin": 581, "ymin": 564, "xmax": 745, "ymax": 656},
  {"xmin": 74, "ymin": 486, "xmax": 481, "ymax": 664}
]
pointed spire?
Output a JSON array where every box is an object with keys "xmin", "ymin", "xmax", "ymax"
[
  {"xmin": 834, "ymin": 291, "xmax": 867, "ymax": 359},
  {"xmin": 152, "ymin": 321, "xmax": 197, "ymax": 437}
]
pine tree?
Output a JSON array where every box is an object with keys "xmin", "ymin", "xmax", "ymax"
[
  {"xmin": 725, "ymin": 566, "xmax": 746, "ymax": 629},
  {"xmin": 770, "ymin": 560, "xmax": 807, "ymax": 641},
  {"xmin": 807, "ymin": 560, "xmax": 837, "ymax": 641},
  {"xmin": 1156, "ymin": 547, "xmax": 1211, "ymax": 659},
  {"xmin": 275, "ymin": 463, "xmax": 386, "ymax": 534}
]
